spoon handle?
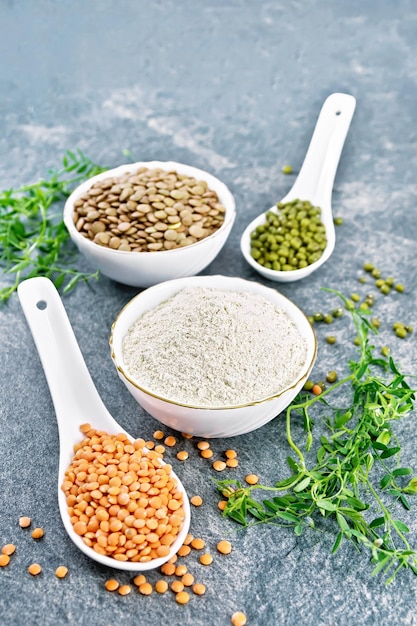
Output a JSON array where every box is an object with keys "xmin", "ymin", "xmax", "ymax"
[
  {"xmin": 18, "ymin": 277, "xmax": 120, "ymax": 454},
  {"xmin": 282, "ymin": 92, "xmax": 356, "ymax": 207}
]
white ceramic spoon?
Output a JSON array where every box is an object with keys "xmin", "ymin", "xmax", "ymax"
[
  {"xmin": 17, "ymin": 276, "xmax": 190, "ymax": 571},
  {"xmin": 240, "ymin": 92, "xmax": 356, "ymax": 282}
]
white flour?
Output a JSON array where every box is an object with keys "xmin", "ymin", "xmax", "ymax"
[{"xmin": 122, "ymin": 287, "xmax": 308, "ymax": 407}]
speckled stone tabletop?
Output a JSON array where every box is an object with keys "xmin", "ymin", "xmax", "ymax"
[{"xmin": 1, "ymin": 1, "xmax": 417, "ymax": 625}]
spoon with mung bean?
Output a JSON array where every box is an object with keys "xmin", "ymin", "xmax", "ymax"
[
  {"xmin": 18, "ymin": 276, "xmax": 190, "ymax": 571},
  {"xmin": 240, "ymin": 92, "xmax": 356, "ymax": 282}
]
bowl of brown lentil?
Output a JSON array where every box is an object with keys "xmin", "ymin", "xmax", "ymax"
[
  {"xmin": 110, "ymin": 275, "xmax": 317, "ymax": 438},
  {"xmin": 64, "ymin": 161, "xmax": 236, "ymax": 287}
]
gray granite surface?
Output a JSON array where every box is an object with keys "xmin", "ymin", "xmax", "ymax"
[{"xmin": 1, "ymin": 1, "xmax": 417, "ymax": 625}]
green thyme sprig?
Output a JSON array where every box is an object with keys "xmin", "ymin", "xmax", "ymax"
[
  {"xmin": 217, "ymin": 290, "xmax": 417, "ymax": 584},
  {"xmin": 0, "ymin": 150, "xmax": 107, "ymax": 303}
]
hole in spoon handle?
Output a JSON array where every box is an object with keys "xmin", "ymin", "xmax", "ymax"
[{"xmin": 286, "ymin": 92, "xmax": 356, "ymax": 206}]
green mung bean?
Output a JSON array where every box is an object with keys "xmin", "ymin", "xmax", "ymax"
[{"xmin": 249, "ymin": 200, "xmax": 327, "ymax": 271}]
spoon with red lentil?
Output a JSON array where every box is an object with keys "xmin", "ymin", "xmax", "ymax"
[{"xmin": 18, "ymin": 277, "xmax": 190, "ymax": 571}]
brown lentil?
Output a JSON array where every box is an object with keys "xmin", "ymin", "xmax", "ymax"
[
  {"xmin": 61, "ymin": 424, "xmax": 185, "ymax": 563},
  {"xmin": 190, "ymin": 495, "xmax": 203, "ymax": 507},
  {"xmin": 104, "ymin": 578, "xmax": 119, "ymax": 592},
  {"xmin": 73, "ymin": 167, "xmax": 226, "ymax": 252},
  {"xmin": 55, "ymin": 566, "xmax": 68, "ymax": 579},
  {"xmin": 28, "ymin": 563, "xmax": 42, "ymax": 576}
]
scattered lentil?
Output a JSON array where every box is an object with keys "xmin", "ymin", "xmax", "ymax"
[
  {"xmin": 175, "ymin": 591, "xmax": 190, "ymax": 605},
  {"xmin": 138, "ymin": 582, "xmax": 153, "ymax": 595},
  {"xmin": 182, "ymin": 573, "xmax": 195, "ymax": 587},
  {"xmin": 104, "ymin": 579, "xmax": 119, "ymax": 592},
  {"xmin": 312, "ymin": 384, "xmax": 323, "ymax": 396},
  {"xmin": 31, "ymin": 528, "xmax": 44, "ymax": 540},
  {"xmin": 225, "ymin": 450, "xmax": 237, "ymax": 459},
  {"xmin": 133, "ymin": 574, "xmax": 147, "ymax": 587},
  {"xmin": 245, "ymin": 474, "xmax": 259, "ymax": 485},
  {"xmin": 199, "ymin": 553, "xmax": 213, "ymax": 565},
  {"xmin": 191, "ymin": 538, "xmax": 205, "ymax": 550},
  {"xmin": 200, "ymin": 449, "xmax": 214, "ymax": 459},
  {"xmin": 213, "ymin": 461, "xmax": 227, "ymax": 472},
  {"xmin": 118, "ymin": 584, "xmax": 132, "ymax": 596},
  {"xmin": 1, "ymin": 544, "xmax": 16, "ymax": 556},
  {"xmin": 171, "ymin": 580, "xmax": 184, "ymax": 593},
  {"xmin": 197, "ymin": 441, "xmax": 210, "ymax": 451},
  {"xmin": 231, "ymin": 611, "xmax": 247, "ymax": 626},
  {"xmin": 176, "ymin": 450, "xmax": 189, "ymax": 461},
  {"xmin": 226, "ymin": 458, "xmax": 239, "ymax": 468},
  {"xmin": 190, "ymin": 495, "xmax": 203, "ymax": 507},
  {"xmin": 164, "ymin": 436, "xmax": 177, "ymax": 447},
  {"xmin": 28, "ymin": 563, "xmax": 42, "ymax": 576},
  {"xmin": 175, "ymin": 564, "xmax": 188, "ymax": 576},
  {"xmin": 217, "ymin": 540, "xmax": 232, "ymax": 554},
  {"xmin": 19, "ymin": 516, "xmax": 31, "ymax": 528},
  {"xmin": 153, "ymin": 430, "xmax": 164, "ymax": 440},
  {"xmin": 155, "ymin": 579, "xmax": 168, "ymax": 593},
  {"xmin": 178, "ymin": 545, "xmax": 191, "ymax": 557},
  {"xmin": 192, "ymin": 583, "xmax": 206, "ymax": 595},
  {"xmin": 0, "ymin": 554, "xmax": 10, "ymax": 567},
  {"xmin": 218, "ymin": 501, "xmax": 227, "ymax": 512},
  {"xmin": 55, "ymin": 566, "xmax": 68, "ymax": 579}
]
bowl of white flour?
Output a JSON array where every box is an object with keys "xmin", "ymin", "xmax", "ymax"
[{"xmin": 110, "ymin": 275, "xmax": 317, "ymax": 437}]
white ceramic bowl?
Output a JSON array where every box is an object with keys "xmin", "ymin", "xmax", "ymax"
[
  {"xmin": 64, "ymin": 161, "xmax": 236, "ymax": 288},
  {"xmin": 110, "ymin": 275, "xmax": 317, "ymax": 438}
]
